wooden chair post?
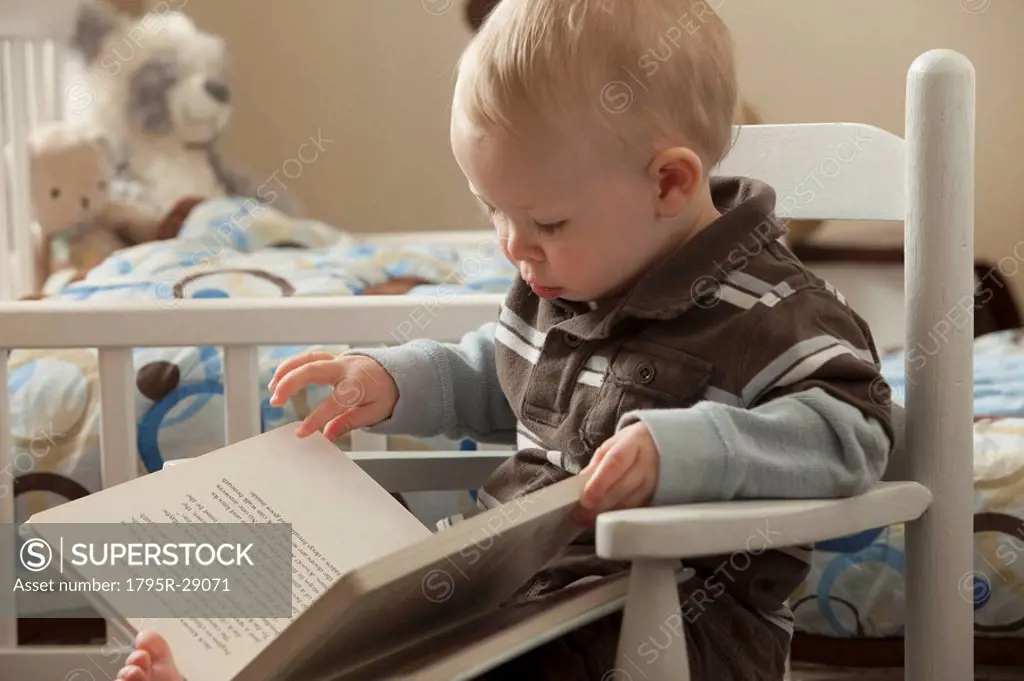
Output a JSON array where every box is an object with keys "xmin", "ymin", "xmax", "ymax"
[{"xmin": 903, "ymin": 49, "xmax": 976, "ymax": 681}]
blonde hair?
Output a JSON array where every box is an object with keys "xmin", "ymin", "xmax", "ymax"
[{"xmin": 455, "ymin": 0, "xmax": 738, "ymax": 172}]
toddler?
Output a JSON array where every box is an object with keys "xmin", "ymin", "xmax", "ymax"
[{"xmin": 117, "ymin": 1, "xmax": 893, "ymax": 679}]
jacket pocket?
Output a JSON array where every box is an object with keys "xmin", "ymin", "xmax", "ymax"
[{"xmin": 581, "ymin": 339, "xmax": 715, "ymax": 448}]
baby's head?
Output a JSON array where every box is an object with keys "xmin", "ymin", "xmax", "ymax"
[{"xmin": 451, "ymin": 0, "xmax": 736, "ymax": 302}]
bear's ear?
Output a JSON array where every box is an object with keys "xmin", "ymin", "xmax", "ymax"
[
  {"xmin": 72, "ymin": 0, "xmax": 124, "ymax": 63},
  {"xmin": 91, "ymin": 129, "xmax": 125, "ymax": 171}
]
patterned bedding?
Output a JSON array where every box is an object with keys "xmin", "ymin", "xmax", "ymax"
[
  {"xmin": 6, "ymin": 197, "xmax": 1024, "ymax": 636},
  {"xmin": 7, "ymin": 197, "xmax": 514, "ymax": 530}
]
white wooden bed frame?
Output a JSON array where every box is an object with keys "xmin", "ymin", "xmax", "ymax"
[
  {"xmin": 0, "ymin": 0, "xmax": 71, "ymax": 302},
  {"xmin": 0, "ymin": 5, "xmax": 977, "ymax": 681}
]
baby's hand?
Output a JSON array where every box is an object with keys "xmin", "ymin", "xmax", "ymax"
[
  {"xmin": 574, "ymin": 422, "xmax": 659, "ymax": 525},
  {"xmin": 268, "ymin": 352, "xmax": 399, "ymax": 440},
  {"xmin": 117, "ymin": 631, "xmax": 182, "ymax": 681}
]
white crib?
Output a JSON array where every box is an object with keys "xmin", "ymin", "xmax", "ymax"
[
  {"xmin": 0, "ymin": 0, "xmax": 76, "ymax": 302},
  {"xmin": 0, "ymin": 2, "xmax": 978, "ymax": 681}
]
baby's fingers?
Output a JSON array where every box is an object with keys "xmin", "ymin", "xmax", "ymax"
[
  {"xmin": 125, "ymin": 649, "xmax": 151, "ymax": 671},
  {"xmin": 270, "ymin": 360, "xmax": 347, "ymax": 407},
  {"xmin": 574, "ymin": 460, "xmax": 644, "ymax": 525},
  {"xmin": 598, "ymin": 463, "xmax": 647, "ymax": 512},
  {"xmin": 115, "ymin": 666, "xmax": 146, "ymax": 681},
  {"xmin": 322, "ymin": 407, "xmax": 380, "ymax": 441},
  {"xmin": 580, "ymin": 441, "xmax": 636, "ymax": 510},
  {"xmin": 295, "ymin": 398, "xmax": 346, "ymax": 438},
  {"xmin": 268, "ymin": 352, "xmax": 337, "ymax": 393}
]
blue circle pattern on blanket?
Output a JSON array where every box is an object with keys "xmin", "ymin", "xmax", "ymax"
[
  {"xmin": 813, "ymin": 527, "xmax": 886, "ymax": 553},
  {"xmin": 193, "ymin": 288, "xmax": 230, "ymax": 299},
  {"xmin": 161, "ymin": 346, "xmax": 221, "ymax": 428},
  {"xmin": 9, "ymin": 360, "xmax": 36, "ymax": 394},
  {"xmin": 972, "ymin": 574, "xmax": 992, "ymax": 610},
  {"xmin": 816, "ymin": 542, "xmax": 906, "ymax": 636},
  {"xmin": 137, "ymin": 346, "xmax": 223, "ymax": 471},
  {"xmin": 139, "ymin": 380, "xmax": 224, "ymax": 472}
]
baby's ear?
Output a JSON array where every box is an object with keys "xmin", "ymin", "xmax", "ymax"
[
  {"xmin": 72, "ymin": 0, "xmax": 124, "ymax": 63},
  {"xmin": 649, "ymin": 147, "xmax": 704, "ymax": 216}
]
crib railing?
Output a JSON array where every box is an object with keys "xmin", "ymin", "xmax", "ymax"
[
  {"xmin": 0, "ymin": 294, "xmax": 507, "ymax": 672},
  {"xmin": 1, "ymin": 0, "xmax": 75, "ymax": 301}
]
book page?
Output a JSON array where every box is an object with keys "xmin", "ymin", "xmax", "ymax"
[
  {"xmin": 25, "ymin": 426, "xmax": 430, "ymax": 681},
  {"xmin": 323, "ymin": 571, "xmax": 635, "ymax": 681},
  {"xmin": 249, "ymin": 475, "xmax": 589, "ymax": 681}
]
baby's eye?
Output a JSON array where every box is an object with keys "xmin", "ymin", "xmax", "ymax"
[
  {"xmin": 534, "ymin": 220, "xmax": 567, "ymax": 234},
  {"xmin": 473, "ymin": 196, "xmax": 492, "ymax": 212},
  {"xmin": 476, "ymin": 201, "xmax": 498, "ymax": 221}
]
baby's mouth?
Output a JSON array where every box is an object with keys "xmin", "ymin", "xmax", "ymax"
[{"xmin": 528, "ymin": 282, "xmax": 564, "ymax": 299}]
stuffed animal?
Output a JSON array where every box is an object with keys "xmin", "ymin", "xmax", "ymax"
[
  {"xmin": 27, "ymin": 121, "xmax": 162, "ymax": 294},
  {"xmin": 66, "ymin": 0, "xmax": 299, "ymax": 220}
]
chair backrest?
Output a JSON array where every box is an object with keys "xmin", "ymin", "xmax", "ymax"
[
  {"xmin": 717, "ymin": 120, "xmax": 913, "ymax": 480},
  {"xmin": 716, "ymin": 123, "xmax": 905, "ymax": 222},
  {"xmin": 716, "ymin": 45, "xmax": 978, "ymax": 502}
]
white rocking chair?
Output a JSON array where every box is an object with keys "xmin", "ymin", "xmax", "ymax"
[{"xmin": 354, "ymin": 48, "xmax": 977, "ymax": 681}]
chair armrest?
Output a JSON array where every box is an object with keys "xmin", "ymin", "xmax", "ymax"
[{"xmin": 595, "ymin": 481, "xmax": 932, "ymax": 561}]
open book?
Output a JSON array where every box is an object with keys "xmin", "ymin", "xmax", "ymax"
[{"xmin": 20, "ymin": 425, "xmax": 638, "ymax": 681}]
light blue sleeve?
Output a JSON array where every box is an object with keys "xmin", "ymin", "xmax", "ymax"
[
  {"xmin": 618, "ymin": 387, "xmax": 891, "ymax": 506},
  {"xmin": 343, "ymin": 322, "xmax": 518, "ymax": 445}
]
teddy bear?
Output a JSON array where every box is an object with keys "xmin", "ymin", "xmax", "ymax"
[
  {"xmin": 26, "ymin": 121, "xmax": 164, "ymax": 295},
  {"xmin": 64, "ymin": 0, "xmax": 299, "ymax": 222}
]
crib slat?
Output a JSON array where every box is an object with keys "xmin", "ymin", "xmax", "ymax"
[
  {"xmin": 224, "ymin": 346, "xmax": 261, "ymax": 445},
  {"xmin": 98, "ymin": 348, "xmax": 138, "ymax": 487},
  {"xmin": 350, "ymin": 429, "xmax": 388, "ymax": 451},
  {"xmin": 42, "ymin": 41, "xmax": 60, "ymax": 122},
  {"xmin": 0, "ymin": 349, "xmax": 16, "ymax": 647},
  {"xmin": 0, "ymin": 41, "xmax": 13, "ymax": 301},
  {"xmin": 3, "ymin": 40, "xmax": 35, "ymax": 298},
  {"xmin": 23, "ymin": 41, "xmax": 39, "ymax": 126}
]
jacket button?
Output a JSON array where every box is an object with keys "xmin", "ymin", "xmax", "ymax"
[
  {"xmin": 564, "ymin": 333, "xmax": 582, "ymax": 348},
  {"xmin": 636, "ymin": 363, "xmax": 655, "ymax": 384}
]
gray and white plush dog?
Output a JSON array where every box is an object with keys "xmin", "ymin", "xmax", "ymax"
[{"xmin": 69, "ymin": 0, "xmax": 298, "ymax": 219}]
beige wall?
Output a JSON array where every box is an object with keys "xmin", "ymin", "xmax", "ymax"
[
  {"xmin": 180, "ymin": 0, "xmax": 1023, "ymax": 293},
  {"xmin": 182, "ymin": 0, "xmax": 482, "ymax": 234}
]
